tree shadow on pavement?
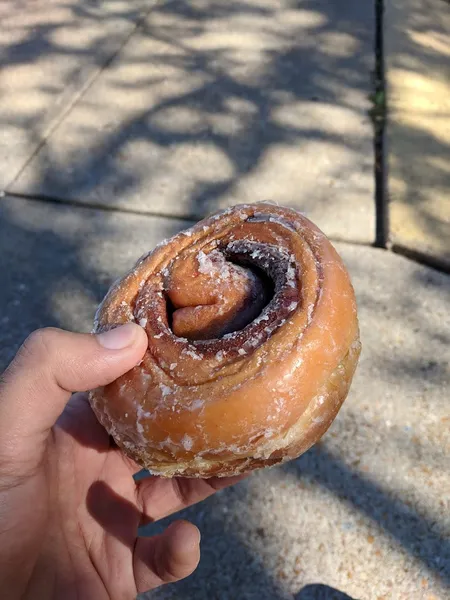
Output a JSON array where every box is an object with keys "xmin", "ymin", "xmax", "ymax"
[
  {"xmin": 0, "ymin": 0, "xmax": 155, "ymax": 184},
  {"xmin": 384, "ymin": 0, "xmax": 450, "ymax": 266},
  {"xmin": 0, "ymin": 201, "xmax": 104, "ymax": 368},
  {"xmin": 2, "ymin": 0, "xmax": 375, "ymax": 242},
  {"xmin": 1, "ymin": 1, "xmax": 449, "ymax": 599},
  {"xmin": 285, "ymin": 445, "xmax": 450, "ymax": 587},
  {"xmin": 0, "ymin": 197, "xmax": 189, "ymax": 368}
]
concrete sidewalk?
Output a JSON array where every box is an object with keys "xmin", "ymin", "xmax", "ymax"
[
  {"xmin": 1, "ymin": 1, "xmax": 449, "ymax": 599},
  {"xmin": 385, "ymin": 0, "xmax": 450, "ymax": 268},
  {"xmin": 2, "ymin": 0, "xmax": 375, "ymax": 243},
  {"xmin": 0, "ymin": 0, "xmax": 156, "ymax": 189}
]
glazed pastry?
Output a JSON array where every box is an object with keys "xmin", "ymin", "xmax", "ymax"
[{"xmin": 89, "ymin": 203, "xmax": 361, "ymax": 477}]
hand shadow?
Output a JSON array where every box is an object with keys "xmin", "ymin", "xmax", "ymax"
[
  {"xmin": 295, "ymin": 584, "xmax": 358, "ymax": 600},
  {"xmin": 86, "ymin": 480, "xmax": 149, "ymax": 550}
]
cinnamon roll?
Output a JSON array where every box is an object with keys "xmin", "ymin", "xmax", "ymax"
[{"xmin": 89, "ymin": 203, "xmax": 361, "ymax": 477}]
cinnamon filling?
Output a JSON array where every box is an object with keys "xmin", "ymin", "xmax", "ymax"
[{"xmin": 162, "ymin": 240, "xmax": 298, "ymax": 346}]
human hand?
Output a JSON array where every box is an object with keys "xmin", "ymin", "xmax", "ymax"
[{"xmin": 0, "ymin": 324, "xmax": 245, "ymax": 599}]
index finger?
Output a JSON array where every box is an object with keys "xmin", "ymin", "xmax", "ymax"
[{"xmin": 134, "ymin": 472, "xmax": 248, "ymax": 525}]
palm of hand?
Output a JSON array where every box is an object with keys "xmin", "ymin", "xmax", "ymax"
[{"xmin": 24, "ymin": 394, "xmax": 241, "ymax": 600}]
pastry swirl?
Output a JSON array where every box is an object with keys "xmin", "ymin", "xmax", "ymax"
[{"xmin": 89, "ymin": 203, "xmax": 361, "ymax": 477}]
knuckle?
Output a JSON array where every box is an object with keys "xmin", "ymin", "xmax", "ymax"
[
  {"xmin": 22, "ymin": 328, "xmax": 59, "ymax": 362},
  {"xmin": 1, "ymin": 328, "xmax": 59, "ymax": 385},
  {"xmin": 11, "ymin": 328, "xmax": 63, "ymax": 378}
]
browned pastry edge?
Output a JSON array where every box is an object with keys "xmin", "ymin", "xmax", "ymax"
[{"xmin": 92, "ymin": 339, "xmax": 359, "ymax": 478}]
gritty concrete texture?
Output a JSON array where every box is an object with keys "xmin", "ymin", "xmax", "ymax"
[
  {"xmin": 385, "ymin": 0, "xmax": 450, "ymax": 269},
  {"xmin": 0, "ymin": 0, "xmax": 156, "ymax": 189},
  {"xmin": 1, "ymin": 195, "xmax": 449, "ymax": 599},
  {"xmin": 0, "ymin": 196, "xmax": 192, "ymax": 368},
  {"xmin": 9, "ymin": 0, "xmax": 375, "ymax": 244}
]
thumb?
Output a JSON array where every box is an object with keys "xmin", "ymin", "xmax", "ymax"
[
  {"xmin": 134, "ymin": 520, "xmax": 201, "ymax": 592},
  {"xmin": 0, "ymin": 324, "xmax": 147, "ymax": 457}
]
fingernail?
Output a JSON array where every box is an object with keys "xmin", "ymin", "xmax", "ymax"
[{"xmin": 97, "ymin": 323, "xmax": 138, "ymax": 350}]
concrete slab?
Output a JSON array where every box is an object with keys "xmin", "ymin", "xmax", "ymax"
[
  {"xmin": 385, "ymin": 0, "xmax": 450, "ymax": 269},
  {"xmin": 0, "ymin": 0, "xmax": 156, "ymax": 189},
  {"xmin": 1, "ymin": 195, "xmax": 449, "ymax": 599},
  {"xmin": 10, "ymin": 0, "xmax": 376, "ymax": 243}
]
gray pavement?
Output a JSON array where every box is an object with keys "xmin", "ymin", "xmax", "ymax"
[
  {"xmin": 6, "ymin": 0, "xmax": 375, "ymax": 244},
  {"xmin": 385, "ymin": 0, "xmax": 450, "ymax": 269},
  {"xmin": 1, "ymin": 1, "xmax": 449, "ymax": 598},
  {"xmin": 1, "ymin": 195, "xmax": 449, "ymax": 599},
  {"xmin": 0, "ymin": 195, "xmax": 192, "ymax": 368},
  {"xmin": 0, "ymin": 0, "xmax": 157, "ymax": 190}
]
